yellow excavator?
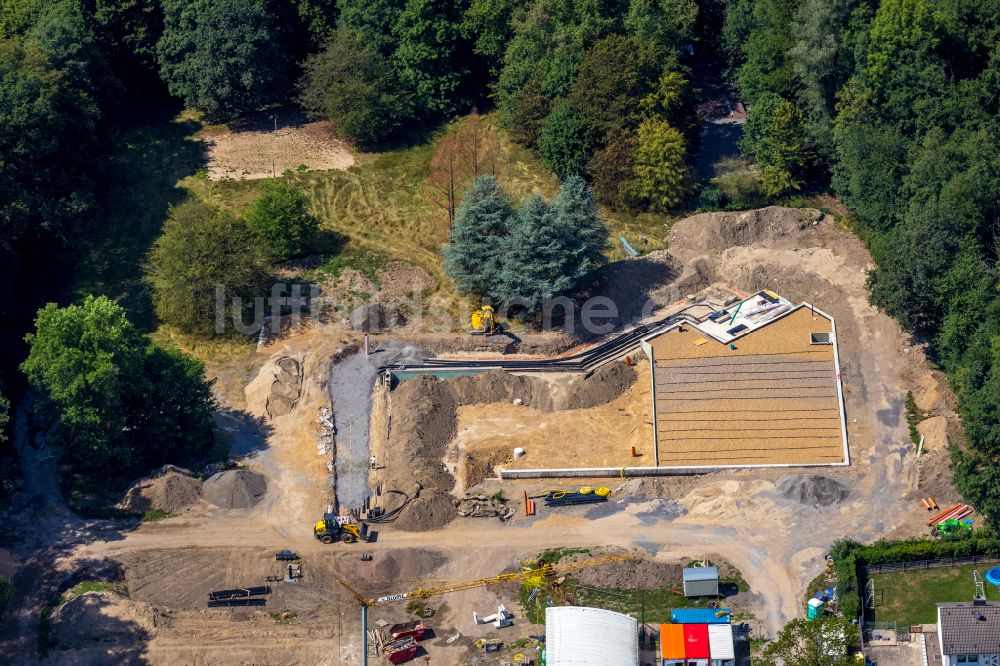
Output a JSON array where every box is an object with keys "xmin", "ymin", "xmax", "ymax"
[
  {"xmin": 314, "ymin": 514, "xmax": 368, "ymax": 544},
  {"xmin": 470, "ymin": 305, "xmax": 503, "ymax": 336}
]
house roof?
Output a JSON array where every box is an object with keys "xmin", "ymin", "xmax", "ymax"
[
  {"xmin": 683, "ymin": 567, "xmax": 719, "ymax": 582},
  {"xmin": 938, "ymin": 602, "xmax": 1000, "ymax": 654}
]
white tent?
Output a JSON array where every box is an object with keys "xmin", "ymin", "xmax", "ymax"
[{"xmin": 545, "ymin": 606, "xmax": 639, "ymax": 665}]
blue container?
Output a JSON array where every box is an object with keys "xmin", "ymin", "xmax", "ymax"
[
  {"xmin": 669, "ymin": 608, "xmax": 731, "ymax": 624},
  {"xmin": 986, "ymin": 566, "xmax": 1000, "ymax": 587}
]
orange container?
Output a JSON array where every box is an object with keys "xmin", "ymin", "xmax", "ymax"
[{"xmin": 661, "ymin": 624, "xmax": 685, "ymax": 660}]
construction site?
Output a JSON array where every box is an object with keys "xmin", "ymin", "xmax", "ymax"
[{"xmin": 0, "ymin": 207, "xmax": 969, "ymax": 665}]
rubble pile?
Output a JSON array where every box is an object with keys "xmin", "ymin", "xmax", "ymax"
[
  {"xmin": 317, "ymin": 406, "xmax": 334, "ymax": 457},
  {"xmin": 456, "ymin": 494, "xmax": 515, "ymax": 521}
]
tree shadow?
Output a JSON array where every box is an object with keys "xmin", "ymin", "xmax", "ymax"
[
  {"xmin": 78, "ymin": 102, "xmax": 208, "ymax": 332},
  {"xmin": 568, "ymin": 256, "xmax": 682, "ymax": 340},
  {"xmin": 214, "ymin": 411, "xmax": 274, "ymax": 462}
]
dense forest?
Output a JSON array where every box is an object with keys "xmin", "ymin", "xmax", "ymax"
[{"xmin": 1, "ymin": 0, "xmax": 999, "ymax": 520}]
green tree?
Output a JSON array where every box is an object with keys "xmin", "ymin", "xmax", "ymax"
[
  {"xmin": 498, "ymin": 195, "xmax": 567, "ymax": 311},
  {"xmin": 497, "ymin": 178, "xmax": 607, "ymax": 314},
  {"xmin": 539, "ymin": 100, "xmax": 591, "ymax": 179},
  {"xmin": 26, "ymin": 0, "xmax": 122, "ymax": 107},
  {"xmin": 721, "ymin": 0, "xmax": 754, "ymax": 71},
  {"xmin": 759, "ymin": 617, "xmax": 860, "ymax": 666},
  {"xmin": 337, "ymin": 0, "xmax": 404, "ymax": 55},
  {"xmin": 740, "ymin": 94, "xmax": 809, "ymax": 196},
  {"xmin": 865, "ymin": 0, "xmax": 950, "ymax": 131},
  {"xmin": 953, "ymin": 450, "xmax": 1000, "ymax": 528},
  {"xmin": 0, "ymin": 39, "xmax": 99, "ymax": 245},
  {"xmin": 20, "ymin": 296, "xmax": 215, "ymax": 480},
  {"xmin": 551, "ymin": 175, "xmax": 607, "ymax": 276},
  {"xmin": 392, "ymin": 0, "xmax": 468, "ymax": 115},
  {"xmin": 298, "ymin": 28, "xmax": 414, "ymax": 148},
  {"xmin": 0, "ymin": 0, "xmax": 44, "ymax": 38},
  {"xmin": 624, "ymin": 0, "xmax": 699, "ymax": 50},
  {"xmin": 588, "ymin": 129, "xmax": 638, "ymax": 210},
  {"xmin": 92, "ymin": 0, "xmax": 164, "ymax": 83},
  {"xmin": 832, "ymin": 119, "xmax": 908, "ymax": 231},
  {"xmin": 566, "ymin": 34, "xmax": 661, "ymax": 146},
  {"xmin": 632, "ymin": 118, "xmax": 691, "ymax": 211},
  {"xmin": 640, "ymin": 66, "xmax": 697, "ymax": 139},
  {"xmin": 737, "ymin": 0, "xmax": 798, "ymax": 103},
  {"xmin": 443, "ymin": 175, "xmax": 515, "ymax": 296},
  {"xmin": 787, "ymin": 0, "xmax": 861, "ymax": 153},
  {"xmin": 462, "ymin": 0, "xmax": 523, "ymax": 75},
  {"xmin": 503, "ymin": 76, "xmax": 549, "ymax": 148},
  {"xmin": 244, "ymin": 181, "xmax": 320, "ymax": 260},
  {"xmin": 145, "ymin": 199, "xmax": 272, "ymax": 336},
  {"xmin": 157, "ymin": 0, "xmax": 291, "ymax": 120}
]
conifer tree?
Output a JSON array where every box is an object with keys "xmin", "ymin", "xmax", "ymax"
[
  {"xmin": 442, "ymin": 175, "xmax": 514, "ymax": 296},
  {"xmin": 551, "ymin": 175, "xmax": 608, "ymax": 278}
]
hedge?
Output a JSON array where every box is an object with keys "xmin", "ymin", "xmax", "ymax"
[{"xmin": 829, "ymin": 530, "xmax": 1000, "ymax": 621}]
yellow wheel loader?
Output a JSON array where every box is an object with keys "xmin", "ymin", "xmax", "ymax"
[{"xmin": 314, "ymin": 514, "xmax": 368, "ymax": 544}]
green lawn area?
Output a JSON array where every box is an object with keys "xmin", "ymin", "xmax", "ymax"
[{"xmin": 870, "ymin": 563, "xmax": 1000, "ymax": 626}]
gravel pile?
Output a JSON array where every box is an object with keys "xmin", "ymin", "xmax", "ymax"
[
  {"xmin": 202, "ymin": 470, "xmax": 267, "ymax": 509},
  {"xmin": 776, "ymin": 474, "xmax": 850, "ymax": 507}
]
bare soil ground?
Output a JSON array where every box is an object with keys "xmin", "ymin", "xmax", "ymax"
[
  {"xmin": 0, "ymin": 206, "xmax": 968, "ymax": 665},
  {"xmin": 451, "ymin": 361, "xmax": 655, "ymax": 476},
  {"xmin": 203, "ymin": 118, "xmax": 354, "ymax": 181}
]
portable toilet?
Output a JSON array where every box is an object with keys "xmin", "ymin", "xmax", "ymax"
[
  {"xmin": 807, "ymin": 597, "xmax": 825, "ymax": 619},
  {"xmin": 682, "ymin": 567, "xmax": 720, "ymax": 597}
]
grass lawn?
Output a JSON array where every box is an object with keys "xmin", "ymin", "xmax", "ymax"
[{"xmin": 869, "ymin": 563, "xmax": 1000, "ymax": 626}]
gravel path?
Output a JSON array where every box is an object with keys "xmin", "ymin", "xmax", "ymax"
[
  {"xmin": 328, "ymin": 352, "xmax": 377, "ymax": 511},
  {"xmin": 328, "ymin": 343, "xmax": 436, "ymax": 511}
]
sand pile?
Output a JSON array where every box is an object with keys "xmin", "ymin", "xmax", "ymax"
[
  {"xmin": 202, "ymin": 470, "xmax": 267, "ymax": 508},
  {"xmin": 668, "ymin": 206, "xmax": 820, "ymax": 256},
  {"xmin": 267, "ymin": 356, "xmax": 302, "ymax": 418},
  {"xmin": 340, "ymin": 548, "xmax": 449, "ymax": 583},
  {"xmin": 565, "ymin": 363, "xmax": 638, "ymax": 409},
  {"xmin": 383, "ymin": 377, "xmax": 459, "ymax": 530},
  {"xmin": 117, "ymin": 465, "xmax": 201, "ymax": 514},
  {"xmin": 776, "ymin": 475, "xmax": 850, "ymax": 507},
  {"xmin": 447, "ymin": 363, "xmax": 638, "ymax": 412},
  {"xmin": 50, "ymin": 591, "xmax": 156, "ymax": 650}
]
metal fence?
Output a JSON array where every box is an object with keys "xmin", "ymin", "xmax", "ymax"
[{"xmin": 862, "ymin": 554, "xmax": 1000, "ymax": 575}]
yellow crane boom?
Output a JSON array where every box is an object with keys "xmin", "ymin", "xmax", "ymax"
[{"xmin": 337, "ymin": 552, "xmax": 638, "ymax": 607}]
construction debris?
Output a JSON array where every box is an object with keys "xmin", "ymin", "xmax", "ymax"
[
  {"xmin": 316, "ymin": 406, "xmax": 334, "ymax": 456},
  {"xmin": 456, "ymin": 494, "xmax": 515, "ymax": 520},
  {"xmin": 475, "ymin": 605, "xmax": 513, "ymax": 628}
]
